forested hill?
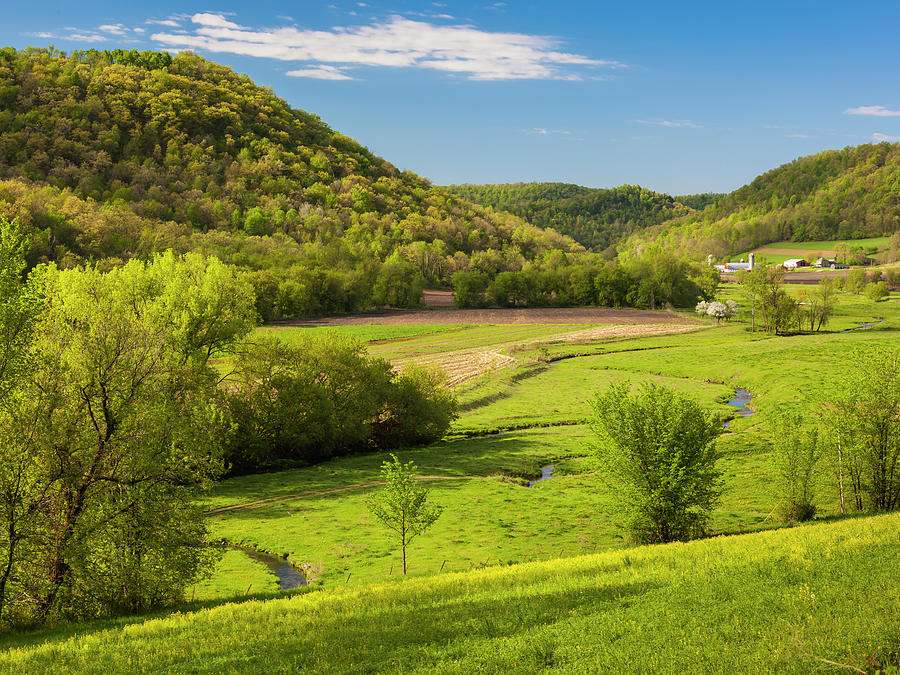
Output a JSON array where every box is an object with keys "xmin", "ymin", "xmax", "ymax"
[
  {"xmin": 624, "ymin": 143, "xmax": 900, "ymax": 259},
  {"xmin": 445, "ymin": 182, "xmax": 692, "ymax": 252},
  {"xmin": 0, "ymin": 47, "xmax": 582, "ymax": 316}
]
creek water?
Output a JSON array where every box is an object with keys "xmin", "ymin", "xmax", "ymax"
[
  {"xmin": 528, "ymin": 465, "xmax": 555, "ymax": 487},
  {"xmin": 723, "ymin": 387, "xmax": 754, "ymax": 429},
  {"xmin": 840, "ymin": 318, "xmax": 886, "ymax": 333},
  {"xmin": 234, "ymin": 547, "xmax": 308, "ymax": 589}
]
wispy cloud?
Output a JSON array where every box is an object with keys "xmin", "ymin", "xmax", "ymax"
[
  {"xmin": 636, "ymin": 119, "xmax": 703, "ymax": 129},
  {"xmin": 872, "ymin": 132, "xmax": 900, "ymax": 142},
  {"xmin": 148, "ymin": 12, "xmax": 622, "ymax": 81},
  {"xmin": 844, "ymin": 105, "xmax": 900, "ymax": 117},
  {"xmin": 785, "ymin": 133, "xmax": 812, "ymax": 139},
  {"xmin": 525, "ymin": 127, "xmax": 582, "ymax": 140},
  {"xmin": 286, "ymin": 65, "xmax": 355, "ymax": 80}
]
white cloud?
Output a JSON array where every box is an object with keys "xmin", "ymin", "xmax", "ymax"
[
  {"xmin": 636, "ymin": 119, "xmax": 703, "ymax": 129},
  {"xmin": 192, "ymin": 13, "xmax": 243, "ymax": 30},
  {"xmin": 845, "ymin": 105, "xmax": 900, "ymax": 117},
  {"xmin": 149, "ymin": 13, "xmax": 621, "ymax": 81},
  {"xmin": 98, "ymin": 24, "xmax": 128, "ymax": 35},
  {"xmin": 66, "ymin": 32, "xmax": 108, "ymax": 43},
  {"xmin": 526, "ymin": 128, "xmax": 581, "ymax": 140},
  {"xmin": 286, "ymin": 65, "xmax": 355, "ymax": 80},
  {"xmin": 872, "ymin": 132, "xmax": 900, "ymax": 142},
  {"xmin": 146, "ymin": 18, "xmax": 183, "ymax": 27},
  {"xmin": 785, "ymin": 133, "xmax": 812, "ymax": 139}
]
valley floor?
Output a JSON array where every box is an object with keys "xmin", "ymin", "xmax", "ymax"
[{"xmin": 4, "ymin": 285, "xmax": 899, "ymax": 671}]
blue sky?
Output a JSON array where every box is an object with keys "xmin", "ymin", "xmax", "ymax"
[{"xmin": 5, "ymin": 1, "xmax": 900, "ymax": 194}]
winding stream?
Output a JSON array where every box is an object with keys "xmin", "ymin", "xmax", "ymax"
[
  {"xmin": 723, "ymin": 387, "xmax": 754, "ymax": 429},
  {"xmin": 528, "ymin": 465, "xmax": 555, "ymax": 487},
  {"xmin": 232, "ymin": 547, "xmax": 308, "ymax": 589},
  {"xmin": 841, "ymin": 318, "xmax": 886, "ymax": 333}
]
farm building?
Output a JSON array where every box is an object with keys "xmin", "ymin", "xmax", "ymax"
[
  {"xmin": 713, "ymin": 252, "xmax": 755, "ymax": 273},
  {"xmin": 783, "ymin": 258, "xmax": 809, "ymax": 269},
  {"xmin": 814, "ymin": 257, "xmax": 849, "ymax": 269}
]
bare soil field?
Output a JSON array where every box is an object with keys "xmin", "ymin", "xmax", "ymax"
[
  {"xmin": 422, "ymin": 289, "xmax": 455, "ymax": 307},
  {"xmin": 391, "ymin": 323, "xmax": 706, "ymax": 387},
  {"xmin": 272, "ymin": 307, "xmax": 696, "ymax": 327}
]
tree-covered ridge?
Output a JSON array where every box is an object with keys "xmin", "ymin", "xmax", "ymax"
[
  {"xmin": 0, "ymin": 48, "xmax": 581, "ymax": 302},
  {"xmin": 672, "ymin": 192, "xmax": 725, "ymax": 211},
  {"xmin": 627, "ymin": 143, "xmax": 900, "ymax": 259},
  {"xmin": 445, "ymin": 182, "xmax": 692, "ymax": 251}
]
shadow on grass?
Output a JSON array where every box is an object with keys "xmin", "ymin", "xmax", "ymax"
[{"xmin": 0, "ymin": 586, "xmax": 319, "ymax": 653}]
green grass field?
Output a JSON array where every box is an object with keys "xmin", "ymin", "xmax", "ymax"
[
  {"xmin": 260, "ymin": 324, "xmax": 466, "ymax": 345},
  {"xmin": 2, "ymin": 513, "xmax": 896, "ymax": 673},
  {"xmin": 194, "ymin": 286, "xmax": 899, "ymax": 591},
  {"xmin": 5, "ymin": 285, "xmax": 899, "ymax": 670}
]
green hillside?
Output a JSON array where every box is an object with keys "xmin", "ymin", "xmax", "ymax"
[
  {"xmin": 627, "ymin": 143, "xmax": 900, "ymax": 259},
  {"xmin": 446, "ymin": 182, "xmax": 692, "ymax": 251},
  {"xmin": 2, "ymin": 513, "xmax": 896, "ymax": 672},
  {"xmin": 0, "ymin": 47, "xmax": 581, "ymax": 314}
]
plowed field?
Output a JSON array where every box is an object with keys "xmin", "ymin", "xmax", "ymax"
[{"xmin": 272, "ymin": 307, "xmax": 695, "ymax": 327}]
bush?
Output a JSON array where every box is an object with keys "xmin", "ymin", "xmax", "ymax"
[
  {"xmin": 589, "ymin": 382, "xmax": 723, "ymax": 544},
  {"xmin": 372, "ymin": 365, "xmax": 458, "ymax": 448},
  {"xmin": 451, "ymin": 270, "xmax": 489, "ymax": 308},
  {"xmin": 866, "ymin": 280, "xmax": 889, "ymax": 302},
  {"xmin": 768, "ymin": 408, "xmax": 821, "ymax": 522},
  {"xmin": 222, "ymin": 333, "xmax": 458, "ymax": 474}
]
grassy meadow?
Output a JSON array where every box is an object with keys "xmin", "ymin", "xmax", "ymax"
[
  {"xmin": 5, "ymin": 281, "xmax": 899, "ymax": 671},
  {"xmin": 191, "ymin": 283, "xmax": 900, "ymax": 592},
  {"xmin": 2, "ymin": 513, "xmax": 897, "ymax": 672}
]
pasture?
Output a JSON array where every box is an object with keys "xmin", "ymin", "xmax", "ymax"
[
  {"xmin": 2, "ymin": 513, "xmax": 896, "ymax": 672},
  {"xmin": 3, "ymin": 283, "xmax": 899, "ymax": 672},
  {"xmin": 191, "ymin": 286, "xmax": 899, "ymax": 593}
]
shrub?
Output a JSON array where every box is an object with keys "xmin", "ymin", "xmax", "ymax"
[{"xmin": 589, "ymin": 382, "xmax": 723, "ymax": 543}]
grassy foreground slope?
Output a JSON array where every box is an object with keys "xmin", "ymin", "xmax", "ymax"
[{"xmin": 2, "ymin": 514, "xmax": 897, "ymax": 673}]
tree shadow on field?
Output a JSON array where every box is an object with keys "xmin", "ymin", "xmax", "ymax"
[
  {"xmin": 0, "ymin": 587, "xmax": 318, "ymax": 652},
  {"xmin": 211, "ymin": 433, "xmax": 574, "ymax": 517},
  {"xmin": 210, "ymin": 475, "xmax": 478, "ymax": 523},
  {"xmin": 254, "ymin": 577, "xmax": 660, "ymax": 670}
]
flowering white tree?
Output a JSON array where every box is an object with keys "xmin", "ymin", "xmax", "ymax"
[
  {"xmin": 706, "ymin": 301, "xmax": 728, "ymax": 324},
  {"xmin": 698, "ymin": 299, "xmax": 738, "ymax": 324}
]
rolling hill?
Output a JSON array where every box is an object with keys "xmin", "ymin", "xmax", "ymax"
[
  {"xmin": 625, "ymin": 143, "xmax": 900, "ymax": 259},
  {"xmin": 446, "ymin": 182, "xmax": 693, "ymax": 252},
  {"xmin": 0, "ymin": 47, "xmax": 581, "ymax": 315}
]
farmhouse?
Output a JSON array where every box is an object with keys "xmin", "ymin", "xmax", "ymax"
[
  {"xmin": 815, "ymin": 257, "xmax": 849, "ymax": 269},
  {"xmin": 783, "ymin": 258, "xmax": 809, "ymax": 269}
]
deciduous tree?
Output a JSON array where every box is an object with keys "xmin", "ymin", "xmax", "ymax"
[
  {"xmin": 589, "ymin": 382, "xmax": 723, "ymax": 544},
  {"xmin": 366, "ymin": 455, "xmax": 442, "ymax": 574}
]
